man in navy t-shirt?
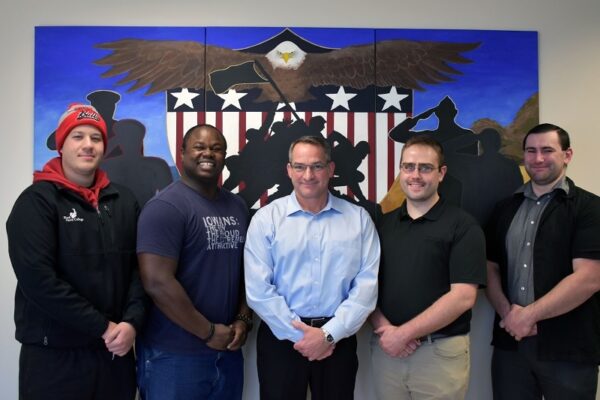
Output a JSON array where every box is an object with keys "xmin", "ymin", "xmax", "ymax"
[{"xmin": 136, "ymin": 124, "xmax": 251, "ymax": 400}]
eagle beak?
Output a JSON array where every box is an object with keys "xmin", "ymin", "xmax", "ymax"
[{"xmin": 282, "ymin": 52, "xmax": 291, "ymax": 63}]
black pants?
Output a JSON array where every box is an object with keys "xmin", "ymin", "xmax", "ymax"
[
  {"xmin": 19, "ymin": 344, "xmax": 137, "ymax": 400},
  {"xmin": 492, "ymin": 337, "xmax": 598, "ymax": 400},
  {"xmin": 256, "ymin": 322, "xmax": 358, "ymax": 400}
]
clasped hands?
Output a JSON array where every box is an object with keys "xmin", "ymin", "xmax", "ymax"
[
  {"xmin": 102, "ymin": 321, "xmax": 136, "ymax": 357},
  {"xmin": 374, "ymin": 324, "xmax": 420, "ymax": 358},
  {"xmin": 205, "ymin": 320, "xmax": 249, "ymax": 351},
  {"xmin": 291, "ymin": 320, "xmax": 335, "ymax": 361},
  {"xmin": 499, "ymin": 304, "xmax": 538, "ymax": 341}
]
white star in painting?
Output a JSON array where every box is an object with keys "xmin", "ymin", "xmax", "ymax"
[
  {"xmin": 378, "ymin": 87, "xmax": 409, "ymax": 111},
  {"xmin": 171, "ymin": 88, "xmax": 200, "ymax": 109},
  {"xmin": 325, "ymin": 86, "xmax": 357, "ymax": 110},
  {"xmin": 217, "ymin": 89, "xmax": 247, "ymax": 110},
  {"xmin": 276, "ymin": 102, "xmax": 297, "ymax": 110}
]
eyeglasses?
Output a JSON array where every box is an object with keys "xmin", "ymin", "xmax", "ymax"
[
  {"xmin": 290, "ymin": 162, "xmax": 328, "ymax": 173},
  {"xmin": 400, "ymin": 162, "xmax": 439, "ymax": 174}
]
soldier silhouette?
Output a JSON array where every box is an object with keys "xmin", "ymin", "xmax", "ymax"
[
  {"xmin": 466, "ymin": 128, "xmax": 522, "ymax": 225},
  {"xmin": 389, "ymin": 96, "xmax": 474, "ymax": 145},
  {"xmin": 327, "ymin": 131, "xmax": 370, "ymax": 204},
  {"xmin": 102, "ymin": 119, "xmax": 173, "ymax": 206},
  {"xmin": 224, "ymin": 111, "xmax": 276, "ymax": 208}
]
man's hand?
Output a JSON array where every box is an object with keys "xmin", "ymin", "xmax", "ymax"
[
  {"xmin": 369, "ymin": 308, "xmax": 392, "ymax": 331},
  {"xmin": 291, "ymin": 321, "xmax": 335, "ymax": 361},
  {"xmin": 206, "ymin": 323, "xmax": 235, "ymax": 351},
  {"xmin": 102, "ymin": 321, "xmax": 117, "ymax": 340},
  {"xmin": 375, "ymin": 324, "xmax": 420, "ymax": 358},
  {"xmin": 103, "ymin": 321, "xmax": 136, "ymax": 356},
  {"xmin": 500, "ymin": 304, "xmax": 538, "ymax": 341},
  {"xmin": 227, "ymin": 320, "xmax": 249, "ymax": 351}
]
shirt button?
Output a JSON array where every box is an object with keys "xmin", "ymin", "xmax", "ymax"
[
  {"xmin": 521, "ymin": 286, "xmax": 525, "ymax": 291},
  {"xmin": 526, "ymin": 242, "xmax": 531, "ymax": 246},
  {"xmin": 536, "ymin": 201, "xmax": 541, "ymax": 205},
  {"xmin": 530, "ymin": 220, "xmax": 535, "ymax": 224},
  {"xmin": 523, "ymin": 264, "xmax": 527, "ymax": 268}
]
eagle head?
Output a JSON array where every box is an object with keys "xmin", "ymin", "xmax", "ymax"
[{"xmin": 265, "ymin": 41, "xmax": 307, "ymax": 70}]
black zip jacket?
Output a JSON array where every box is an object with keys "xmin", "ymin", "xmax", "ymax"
[
  {"xmin": 6, "ymin": 180, "xmax": 147, "ymax": 348},
  {"xmin": 486, "ymin": 178, "xmax": 600, "ymax": 363}
]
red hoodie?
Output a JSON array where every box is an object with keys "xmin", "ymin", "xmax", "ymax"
[{"xmin": 33, "ymin": 157, "xmax": 110, "ymax": 208}]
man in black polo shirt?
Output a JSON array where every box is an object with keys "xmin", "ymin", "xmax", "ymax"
[
  {"xmin": 370, "ymin": 135, "xmax": 486, "ymax": 400},
  {"xmin": 486, "ymin": 123, "xmax": 600, "ymax": 400}
]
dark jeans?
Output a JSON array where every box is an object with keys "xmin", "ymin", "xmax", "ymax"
[
  {"xmin": 136, "ymin": 341, "xmax": 243, "ymax": 400},
  {"xmin": 256, "ymin": 321, "xmax": 358, "ymax": 400},
  {"xmin": 19, "ymin": 344, "xmax": 136, "ymax": 400},
  {"xmin": 492, "ymin": 337, "xmax": 598, "ymax": 400}
]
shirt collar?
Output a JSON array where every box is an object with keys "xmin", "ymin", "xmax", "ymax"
[
  {"xmin": 398, "ymin": 197, "xmax": 446, "ymax": 221},
  {"xmin": 516, "ymin": 175, "xmax": 569, "ymax": 200}
]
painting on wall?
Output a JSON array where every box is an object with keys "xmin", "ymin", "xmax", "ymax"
[{"xmin": 34, "ymin": 26, "xmax": 538, "ymax": 223}]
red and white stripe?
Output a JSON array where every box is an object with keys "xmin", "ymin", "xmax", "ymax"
[{"xmin": 167, "ymin": 111, "xmax": 407, "ymax": 205}]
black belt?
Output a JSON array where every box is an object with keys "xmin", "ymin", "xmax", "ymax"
[
  {"xmin": 300, "ymin": 317, "xmax": 332, "ymax": 328},
  {"xmin": 418, "ymin": 333, "xmax": 455, "ymax": 344}
]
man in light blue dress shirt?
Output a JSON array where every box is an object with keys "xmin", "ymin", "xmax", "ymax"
[{"xmin": 245, "ymin": 135, "xmax": 380, "ymax": 400}]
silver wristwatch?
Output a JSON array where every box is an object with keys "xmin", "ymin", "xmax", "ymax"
[{"xmin": 322, "ymin": 328, "xmax": 334, "ymax": 344}]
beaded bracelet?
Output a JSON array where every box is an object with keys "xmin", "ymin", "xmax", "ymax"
[
  {"xmin": 234, "ymin": 314, "xmax": 253, "ymax": 331},
  {"xmin": 202, "ymin": 322, "xmax": 215, "ymax": 342}
]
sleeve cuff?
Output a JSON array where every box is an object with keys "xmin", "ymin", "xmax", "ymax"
[{"xmin": 322, "ymin": 318, "xmax": 346, "ymax": 343}]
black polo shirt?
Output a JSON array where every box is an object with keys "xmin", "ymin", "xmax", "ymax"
[{"xmin": 377, "ymin": 198, "xmax": 487, "ymax": 336}]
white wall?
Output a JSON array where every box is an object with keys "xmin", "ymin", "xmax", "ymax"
[{"xmin": 2, "ymin": 1, "xmax": 599, "ymax": 399}]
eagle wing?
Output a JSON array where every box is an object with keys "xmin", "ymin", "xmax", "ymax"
[
  {"xmin": 301, "ymin": 45, "xmax": 376, "ymax": 89},
  {"xmin": 302, "ymin": 40, "xmax": 480, "ymax": 91},
  {"xmin": 95, "ymin": 39, "xmax": 255, "ymax": 95},
  {"xmin": 95, "ymin": 38, "xmax": 479, "ymax": 102}
]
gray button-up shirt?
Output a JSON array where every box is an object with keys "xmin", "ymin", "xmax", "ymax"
[{"xmin": 505, "ymin": 177, "xmax": 569, "ymax": 305}]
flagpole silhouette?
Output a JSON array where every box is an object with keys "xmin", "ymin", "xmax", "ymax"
[{"xmin": 253, "ymin": 60, "xmax": 302, "ymax": 122}]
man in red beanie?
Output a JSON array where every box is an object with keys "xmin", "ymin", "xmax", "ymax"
[{"xmin": 6, "ymin": 103, "xmax": 146, "ymax": 400}]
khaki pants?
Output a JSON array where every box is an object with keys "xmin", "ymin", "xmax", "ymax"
[{"xmin": 370, "ymin": 333, "xmax": 470, "ymax": 400}]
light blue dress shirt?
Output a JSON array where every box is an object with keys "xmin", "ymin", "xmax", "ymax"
[{"xmin": 244, "ymin": 192, "xmax": 380, "ymax": 343}]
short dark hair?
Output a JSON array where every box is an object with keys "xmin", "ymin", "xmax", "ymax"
[
  {"xmin": 522, "ymin": 123, "xmax": 570, "ymax": 151},
  {"xmin": 181, "ymin": 124, "xmax": 227, "ymax": 151},
  {"xmin": 400, "ymin": 135, "xmax": 445, "ymax": 166},
  {"xmin": 288, "ymin": 135, "xmax": 331, "ymax": 163}
]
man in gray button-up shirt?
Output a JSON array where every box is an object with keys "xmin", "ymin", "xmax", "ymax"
[
  {"xmin": 504, "ymin": 180, "xmax": 564, "ymax": 306},
  {"xmin": 486, "ymin": 123, "xmax": 600, "ymax": 400}
]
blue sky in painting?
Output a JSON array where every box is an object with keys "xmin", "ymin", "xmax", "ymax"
[{"xmin": 34, "ymin": 26, "xmax": 537, "ymax": 170}]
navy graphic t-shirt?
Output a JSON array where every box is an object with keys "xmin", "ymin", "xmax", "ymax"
[{"xmin": 137, "ymin": 180, "xmax": 248, "ymax": 354}]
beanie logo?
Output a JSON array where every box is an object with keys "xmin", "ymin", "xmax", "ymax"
[
  {"xmin": 63, "ymin": 208, "xmax": 84, "ymax": 222},
  {"xmin": 76, "ymin": 109, "xmax": 101, "ymax": 122}
]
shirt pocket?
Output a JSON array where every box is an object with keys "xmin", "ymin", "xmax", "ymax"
[{"xmin": 329, "ymin": 238, "xmax": 362, "ymax": 277}]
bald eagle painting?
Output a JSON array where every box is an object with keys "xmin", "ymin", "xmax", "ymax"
[
  {"xmin": 34, "ymin": 26, "xmax": 538, "ymax": 219},
  {"xmin": 93, "ymin": 29, "xmax": 479, "ymax": 103}
]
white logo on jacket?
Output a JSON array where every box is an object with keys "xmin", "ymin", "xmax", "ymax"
[{"xmin": 63, "ymin": 208, "xmax": 84, "ymax": 222}]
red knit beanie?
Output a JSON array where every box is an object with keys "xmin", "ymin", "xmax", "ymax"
[{"xmin": 55, "ymin": 103, "xmax": 107, "ymax": 152}]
